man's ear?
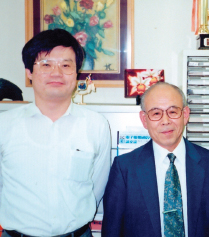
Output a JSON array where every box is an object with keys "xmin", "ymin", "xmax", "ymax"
[
  {"xmin": 140, "ymin": 110, "xmax": 148, "ymax": 129},
  {"xmin": 183, "ymin": 106, "xmax": 190, "ymax": 125},
  {"xmin": 25, "ymin": 69, "xmax": 33, "ymax": 80}
]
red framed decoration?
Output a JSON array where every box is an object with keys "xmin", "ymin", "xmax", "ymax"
[{"xmin": 125, "ymin": 69, "xmax": 165, "ymax": 98}]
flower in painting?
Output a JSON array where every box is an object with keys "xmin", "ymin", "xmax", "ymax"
[
  {"xmin": 74, "ymin": 32, "xmax": 88, "ymax": 47},
  {"xmin": 66, "ymin": 18, "xmax": 74, "ymax": 27},
  {"xmin": 103, "ymin": 20, "xmax": 113, "ymax": 28},
  {"xmin": 52, "ymin": 5, "xmax": 61, "ymax": 16},
  {"xmin": 128, "ymin": 73, "xmax": 151, "ymax": 96},
  {"xmin": 140, "ymin": 69, "xmax": 160, "ymax": 79},
  {"xmin": 89, "ymin": 15, "xmax": 99, "ymax": 26},
  {"xmin": 149, "ymin": 77, "xmax": 159, "ymax": 86},
  {"xmin": 44, "ymin": 0, "xmax": 115, "ymax": 70},
  {"xmin": 106, "ymin": 0, "xmax": 114, "ymax": 7},
  {"xmin": 60, "ymin": 1, "xmax": 68, "ymax": 11},
  {"xmin": 140, "ymin": 69, "xmax": 162, "ymax": 86},
  {"xmin": 96, "ymin": 1, "xmax": 104, "ymax": 11},
  {"xmin": 80, "ymin": 0, "xmax": 94, "ymax": 10},
  {"xmin": 44, "ymin": 14, "xmax": 54, "ymax": 24}
]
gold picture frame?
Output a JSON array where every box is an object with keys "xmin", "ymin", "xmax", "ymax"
[{"xmin": 25, "ymin": 0, "xmax": 134, "ymax": 88}]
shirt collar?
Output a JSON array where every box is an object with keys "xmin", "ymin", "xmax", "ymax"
[
  {"xmin": 153, "ymin": 137, "xmax": 185, "ymax": 164},
  {"xmin": 24, "ymin": 103, "xmax": 42, "ymax": 117},
  {"xmin": 173, "ymin": 138, "xmax": 186, "ymax": 165},
  {"xmin": 67, "ymin": 101, "xmax": 86, "ymax": 118},
  {"xmin": 24, "ymin": 101, "xmax": 85, "ymax": 118}
]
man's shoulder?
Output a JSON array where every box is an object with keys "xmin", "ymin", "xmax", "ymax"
[
  {"xmin": 0, "ymin": 104, "xmax": 29, "ymax": 121},
  {"xmin": 185, "ymin": 138, "xmax": 209, "ymax": 154},
  {"xmin": 185, "ymin": 138, "xmax": 209, "ymax": 165},
  {"xmin": 0, "ymin": 104, "xmax": 30, "ymax": 134},
  {"xmin": 114, "ymin": 140, "xmax": 152, "ymax": 165}
]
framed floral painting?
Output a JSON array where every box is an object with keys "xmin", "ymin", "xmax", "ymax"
[
  {"xmin": 25, "ymin": 0, "xmax": 134, "ymax": 87},
  {"xmin": 125, "ymin": 69, "xmax": 165, "ymax": 98}
]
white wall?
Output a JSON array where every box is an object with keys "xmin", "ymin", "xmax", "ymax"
[{"xmin": 0, "ymin": 0, "xmax": 196, "ymax": 104}]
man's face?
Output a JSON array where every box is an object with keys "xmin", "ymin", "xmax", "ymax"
[
  {"xmin": 26, "ymin": 46, "xmax": 77, "ymax": 103},
  {"xmin": 140, "ymin": 85, "xmax": 190, "ymax": 152}
]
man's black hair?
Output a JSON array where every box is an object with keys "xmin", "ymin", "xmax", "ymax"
[{"xmin": 22, "ymin": 29, "xmax": 84, "ymax": 74}]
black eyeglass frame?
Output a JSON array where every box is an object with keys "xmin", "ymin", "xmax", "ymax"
[{"xmin": 143, "ymin": 106, "xmax": 184, "ymax": 121}]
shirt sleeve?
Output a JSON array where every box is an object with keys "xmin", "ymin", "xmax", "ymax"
[
  {"xmin": 0, "ymin": 134, "xmax": 3, "ymax": 208},
  {"xmin": 92, "ymin": 118, "xmax": 111, "ymax": 206}
]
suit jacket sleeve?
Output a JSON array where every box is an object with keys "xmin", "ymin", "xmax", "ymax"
[{"xmin": 102, "ymin": 156, "xmax": 126, "ymax": 237}]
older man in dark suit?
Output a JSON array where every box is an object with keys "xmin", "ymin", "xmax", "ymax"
[{"xmin": 102, "ymin": 82, "xmax": 209, "ymax": 237}]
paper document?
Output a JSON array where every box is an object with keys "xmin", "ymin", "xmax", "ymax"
[
  {"xmin": 188, "ymin": 62, "xmax": 209, "ymax": 66},
  {"xmin": 189, "ymin": 114, "xmax": 209, "ymax": 122},
  {"xmin": 188, "ymin": 57, "xmax": 209, "ymax": 62},
  {"xmin": 188, "ymin": 86, "xmax": 209, "ymax": 95},
  {"xmin": 187, "ymin": 123, "xmax": 209, "ymax": 132},
  {"xmin": 187, "ymin": 133, "xmax": 209, "ymax": 141},
  {"xmin": 187, "ymin": 95, "xmax": 209, "ymax": 103},
  {"xmin": 189, "ymin": 104, "xmax": 209, "ymax": 113},
  {"xmin": 117, "ymin": 131, "xmax": 151, "ymax": 156}
]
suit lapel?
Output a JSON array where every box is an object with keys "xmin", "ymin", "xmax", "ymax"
[
  {"xmin": 185, "ymin": 139, "xmax": 205, "ymax": 236},
  {"xmin": 136, "ymin": 140, "xmax": 161, "ymax": 237}
]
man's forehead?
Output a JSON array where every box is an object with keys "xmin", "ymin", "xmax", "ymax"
[
  {"xmin": 36, "ymin": 47, "xmax": 75, "ymax": 60},
  {"xmin": 145, "ymin": 85, "xmax": 180, "ymax": 99},
  {"xmin": 144, "ymin": 86, "xmax": 183, "ymax": 110},
  {"xmin": 147, "ymin": 105, "xmax": 181, "ymax": 111}
]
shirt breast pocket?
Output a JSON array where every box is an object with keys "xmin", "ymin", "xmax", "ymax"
[{"xmin": 69, "ymin": 150, "xmax": 95, "ymax": 182}]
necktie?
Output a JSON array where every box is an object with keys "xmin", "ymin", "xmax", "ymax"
[{"xmin": 164, "ymin": 153, "xmax": 185, "ymax": 237}]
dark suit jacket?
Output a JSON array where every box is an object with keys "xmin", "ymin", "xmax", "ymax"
[{"xmin": 102, "ymin": 138, "xmax": 209, "ymax": 237}]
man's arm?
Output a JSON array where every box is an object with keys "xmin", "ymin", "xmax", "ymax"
[
  {"xmin": 91, "ymin": 119, "xmax": 111, "ymax": 206},
  {"xmin": 102, "ymin": 157, "xmax": 126, "ymax": 237},
  {"xmin": 0, "ymin": 146, "xmax": 3, "ymax": 208}
]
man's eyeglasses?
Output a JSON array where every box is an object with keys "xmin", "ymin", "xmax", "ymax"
[
  {"xmin": 144, "ymin": 106, "xmax": 184, "ymax": 121},
  {"xmin": 34, "ymin": 59, "xmax": 75, "ymax": 75}
]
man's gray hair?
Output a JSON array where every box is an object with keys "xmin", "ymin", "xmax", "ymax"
[{"xmin": 140, "ymin": 82, "xmax": 187, "ymax": 111}]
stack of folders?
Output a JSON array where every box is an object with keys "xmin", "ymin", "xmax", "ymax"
[{"xmin": 187, "ymin": 56, "xmax": 209, "ymax": 149}]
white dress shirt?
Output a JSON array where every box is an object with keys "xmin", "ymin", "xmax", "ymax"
[
  {"xmin": 153, "ymin": 138, "xmax": 188, "ymax": 237},
  {"xmin": 0, "ymin": 102, "xmax": 111, "ymax": 236}
]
